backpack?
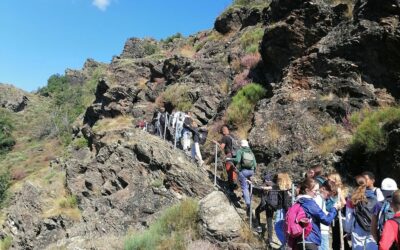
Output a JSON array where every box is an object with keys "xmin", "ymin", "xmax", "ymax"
[
  {"xmin": 241, "ymin": 151, "xmax": 254, "ymax": 169},
  {"xmin": 266, "ymin": 189, "xmax": 281, "ymax": 211},
  {"xmin": 354, "ymin": 195, "xmax": 378, "ymax": 231},
  {"xmin": 285, "ymin": 202, "xmax": 312, "ymax": 241},
  {"xmin": 378, "ymin": 200, "xmax": 395, "ymax": 237},
  {"xmin": 198, "ymin": 130, "xmax": 208, "ymax": 145},
  {"xmin": 228, "ymin": 135, "xmax": 240, "ymax": 156}
]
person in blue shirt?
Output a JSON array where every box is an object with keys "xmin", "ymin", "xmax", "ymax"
[{"xmin": 296, "ymin": 178, "xmax": 340, "ymax": 250}]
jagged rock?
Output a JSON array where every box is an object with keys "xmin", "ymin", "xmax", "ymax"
[
  {"xmin": 121, "ymin": 37, "xmax": 159, "ymax": 59},
  {"xmin": 354, "ymin": 0, "xmax": 400, "ymax": 21},
  {"xmin": 63, "ymin": 128, "xmax": 212, "ymax": 239},
  {"xmin": 214, "ymin": 7, "xmax": 264, "ymax": 34},
  {"xmin": 84, "ymin": 79, "xmax": 140, "ymax": 126},
  {"xmin": 0, "ymin": 84, "xmax": 29, "ymax": 112},
  {"xmin": 199, "ymin": 191, "xmax": 242, "ymax": 242},
  {"xmin": 1, "ymin": 183, "xmax": 72, "ymax": 250},
  {"xmin": 261, "ymin": 0, "xmax": 346, "ymax": 80}
]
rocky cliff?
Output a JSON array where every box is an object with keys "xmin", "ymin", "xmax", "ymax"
[{"xmin": 1, "ymin": 0, "xmax": 400, "ymax": 248}]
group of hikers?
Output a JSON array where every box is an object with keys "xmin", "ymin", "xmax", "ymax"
[
  {"xmin": 138, "ymin": 109, "xmax": 400, "ymax": 250},
  {"xmin": 212, "ymin": 125, "xmax": 400, "ymax": 250},
  {"xmin": 136, "ymin": 107, "xmax": 208, "ymax": 166}
]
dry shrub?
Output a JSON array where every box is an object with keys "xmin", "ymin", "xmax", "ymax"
[
  {"xmin": 267, "ymin": 122, "xmax": 281, "ymax": 143},
  {"xmin": 233, "ymin": 69, "xmax": 251, "ymax": 90},
  {"xmin": 187, "ymin": 240, "xmax": 219, "ymax": 250},
  {"xmin": 240, "ymin": 53, "xmax": 261, "ymax": 69},
  {"xmin": 219, "ymin": 80, "xmax": 229, "ymax": 95},
  {"xmin": 180, "ymin": 45, "xmax": 196, "ymax": 58},
  {"xmin": 231, "ymin": 57, "xmax": 242, "ymax": 73},
  {"xmin": 11, "ymin": 168, "xmax": 27, "ymax": 181}
]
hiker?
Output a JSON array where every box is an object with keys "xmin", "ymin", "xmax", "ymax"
[
  {"xmin": 181, "ymin": 112, "xmax": 193, "ymax": 152},
  {"xmin": 306, "ymin": 165, "xmax": 326, "ymax": 186},
  {"xmin": 363, "ymin": 171, "xmax": 385, "ymax": 202},
  {"xmin": 327, "ymin": 172, "xmax": 350, "ymax": 250},
  {"xmin": 254, "ymin": 173, "xmax": 274, "ymax": 235},
  {"xmin": 371, "ymin": 178, "xmax": 398, "ymax": 242},
  {"xmin": 189, "ymin": 121, "xmax": 204, "ymax": 166},
  {"xmin": 289, "ymin": 178, "xmax": 339, "ymax": 250},
  {"xmin": 314, "ymin": 179, "xmax": 338, "ymax": 250},
  {"xmin": 214, "ymin": 125, "xmax": 238, "ymax": 191},
  {"xmin": 379, "ymin": 189, "xmax": 400, "ymax": 250},
  {"xmin": 273, "ymin": 173, "xmax": 293, "ymax": 246},
  {"xmin": 230, "ymin": 139, "xmax": 256, "ymax": 216},
  {"xmin": 345, "ymin": 175, "xmax": 378, "ymax": 250}
]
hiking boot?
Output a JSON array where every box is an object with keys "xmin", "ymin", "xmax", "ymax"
[
  {"xmin": 246, "ymin": 206, "xmax": 251, "ymax": 217},
  {"xmin": 255, "ymin": 226, "xmax": 262, "ymax": 233}
]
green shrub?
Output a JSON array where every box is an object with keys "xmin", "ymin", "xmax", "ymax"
[
  {"xmin": 161, "ymin": 85, "xmax": 193, "ymax": 112},
  {"xmin": 36, "ymin": 66, "xmax": 106, "ymax": 146},
  {"xmin": 240, "ymin": 27, "xmax": 264, "ymax": 54},
  {"xmin": 0, "ymin": 109, "xmax": 15, "ymax": 154},
  {"xmin": 162, "ymin": 32, "xmax": 183, "ymax": 44},
  {"xmin": 0, "ymin": 171, "xmax": 11, "ymax": 207},
  {"xmin": 59, "ymin": 195, "xmax": 78, "ymax": 209},
  {"xmin": 320, "ymin": 124, "xmax": 338, "ymax": 139},
  {"xmin": 0, "ymin": 236, "xmax": 12, "ymax": 250},
  {"xmin": 143, "ymin": 43, "xmax": 159, "ymax": 56},
  {"xmin": 72, "ymin": 137, "xmax": 89, "ymax": 150},
  {"xmin": 124, "ymin": 199, "xmax": 199, "ymax": 250},
  {"xmin": 351, "ymin": 107, "xmax": 400, "ymax": 153},
  {"xmin": 227, "ymin": 83, "xmax": 266, "ymax": 126}
]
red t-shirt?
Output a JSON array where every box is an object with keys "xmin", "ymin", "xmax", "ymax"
[{"xmin": 379, "ymin": 212, "xmax": 400, "ymax": 250}]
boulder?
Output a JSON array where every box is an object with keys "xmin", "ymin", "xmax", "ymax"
[
  {"xmin": 0, "ymin": 84, "xmax": 29, "ymax": 112},
  {"xmin": 199, "ymin": 191, "xmax": 242, "ymax": 242}
]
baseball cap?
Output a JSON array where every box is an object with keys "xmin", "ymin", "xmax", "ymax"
[{"xmin": 381, "ymin": 178, "xmax": 398, "ymax": 191}]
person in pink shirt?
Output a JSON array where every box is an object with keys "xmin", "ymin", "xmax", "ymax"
[{"xmin": 379, "ymin": 189, "xmax": 400, "ymax": 250}]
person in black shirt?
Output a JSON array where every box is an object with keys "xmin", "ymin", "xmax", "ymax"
[{"xmin": 214, "ymin": 125, "xmax": 238, "ymax": 191}]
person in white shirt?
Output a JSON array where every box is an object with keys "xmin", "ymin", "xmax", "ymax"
[{"xmin": 362, "ymin": 171, "xmax": 384, "ymax": 202}]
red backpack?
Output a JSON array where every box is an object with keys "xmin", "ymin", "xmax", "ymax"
[{"xmin": 285, "ymin": 202, "xmax": 312, "ymax": 247}]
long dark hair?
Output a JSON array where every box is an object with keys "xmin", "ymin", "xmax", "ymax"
[{"xmin": 299, "ymin": 178, "xmax": 317, "ymax": 195}]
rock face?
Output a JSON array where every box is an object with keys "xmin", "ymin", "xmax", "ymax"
[
  {"xmin": 3, "ymin": 183, "xmax": 73, "ymax": 249},
  {"xmin": 214, "ymin": 7, "xmax": 265, "ymax": 34},
  {"xmin": 248, "ymin": 0, "xmax": 400, "ymax": 178},
  {"xmin": 0, "ymin": 84, "xmax": 29, "ymax": 112},
  {"xmin": 199, "ymin": 191, "xmax": 242, "ymax": 243}
]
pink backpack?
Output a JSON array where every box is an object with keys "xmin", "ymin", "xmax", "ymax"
[{"xmin": 285, "ymin": 202, "xmax": 312, "ymax": 246}]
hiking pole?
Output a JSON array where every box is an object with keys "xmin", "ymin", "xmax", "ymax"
[
  {"xmin": 163, "ymin": 113, "xmax": 168, "ymax": 141},
  {"xmin": 174, "ymin": 122, "xmax": 177, "ymax": 149},
  {"xmin": 214, "ymin": 142, "xmax": 218, "ymax": 186},
  {"xmin": 249, "ymin": 180, "xmax": 253, "ymax": 229},
  {"xmin": 291, "ymin": 183, "xmax": 295, "ymax": 205},
  {"xmin": 338, "ymin": 188, "xmax": 344, "ymax": 250}
]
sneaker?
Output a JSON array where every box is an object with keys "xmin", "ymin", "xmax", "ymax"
[{"xmin": 255, "ymin": 226, "xmax": 262, "ymax": 233}]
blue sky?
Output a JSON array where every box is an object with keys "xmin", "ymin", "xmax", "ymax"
[{"xmin": 0, "ymin": 0, "xmax": 232, "ymax": 92}]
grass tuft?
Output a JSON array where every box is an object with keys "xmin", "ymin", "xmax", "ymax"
[
  {"xmin": 351, "ymin": 107, "xmax": 400, "ymax": 153},
  {"xmin": 124, "ymin": 199, "xmax": 199, "ymax": 250}
]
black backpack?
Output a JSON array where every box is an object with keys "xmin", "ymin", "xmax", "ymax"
[
  {"xmin": 228, "ymin": 135, "xmax": 240, "ymax": 156},
  {"xmin": 198, "ymin": 130, "xmax": 208, "ymax": 145},
  {"xmin": 266, "ymin": 189, "xmax": 281, "ymax": 211},
  {"xmin": 354, "ymin": 195, "xmax": 378, "ymax": 231}
]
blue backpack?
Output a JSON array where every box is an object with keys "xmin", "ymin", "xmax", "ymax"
[{"xmin": 378, "ymin": 200, "xmax": 395, "ymax": 236}]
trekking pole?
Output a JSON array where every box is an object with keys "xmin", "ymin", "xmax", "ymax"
[
  {"xmin": 291, "ymin": 183, "xmax": 295, "ymax": 205},
  {"xmin": 214, "ymin": 142, "xmax": 218, "ymax": 186},
  {"xmin": 174, "ymin": 124, "xmax": 177, "ymax": 149},
  {"xmin": 338, "ymin": 188, "xmax": 344, "ymax": 250},
  {"xmin": 163, "ymin": 113, "xmax": 168, "ymax": 141},
  {"xmin": 249, "ymin": 180, "xmax": 253, "ymax": 229}
]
